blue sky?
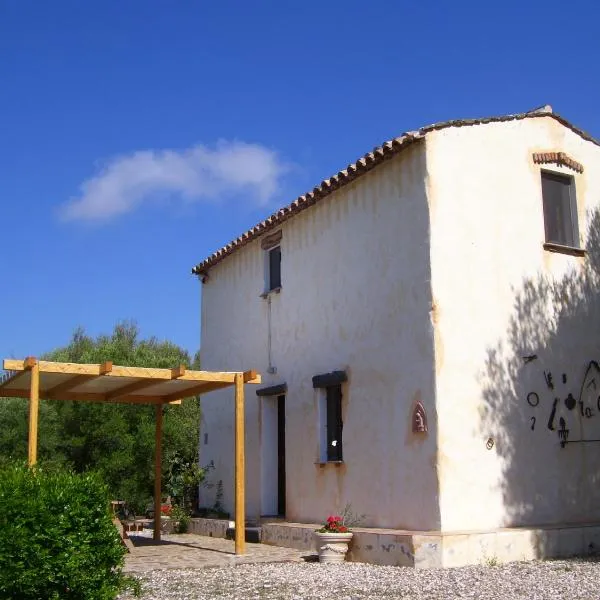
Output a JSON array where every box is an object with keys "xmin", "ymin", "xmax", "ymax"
[{"xmin": 1, "ymin": 0, "xmax": 599, "ymax": 362}]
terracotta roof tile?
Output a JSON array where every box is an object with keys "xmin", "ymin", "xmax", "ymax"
[{"xmin": 192, "ymin": 108, "xmax": 599, "ymax": 275}]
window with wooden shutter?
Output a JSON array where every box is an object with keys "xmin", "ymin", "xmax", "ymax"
[{"xmin": 541, "ymin": 171, "xmax": 580, "ymax": 249}]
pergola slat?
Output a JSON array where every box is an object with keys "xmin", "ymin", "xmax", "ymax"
[
  {"xmin": 0, "ymin": 388, "xmax": 182, "ymax": 404},
  {"xmin": 45, "ymin": 361, "xmax": 113, "ymax": 396},
  {"xmin": 161, "ymin": 380, "xmax": 232, "ymax": 402},
  {"xmin": 0, "ymin": 370, "xmax": 28, "ymax": 392},
  {"xmin": 105, "ymin": 363, "xmax": 188, "ymax": 401},
  {"xmin": 105, "ymin": 379, "xmax": 166, "ymax": 401},
  {"xmin": 0, "ymin": 356, "xmax": 37, "ymax": 392},
  {"xmin": 46, "ymin": 374, "xmax": 98, "ymax": 395}
]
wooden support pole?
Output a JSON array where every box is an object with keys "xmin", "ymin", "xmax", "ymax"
[
  {"xmin": 27, "ymin": 361, "xmax": 40, "ymax": 467},
  {"xmin": 154, "ymin": 403, "xmax": 163, "ymax": 542},
  {"xmin": 234, "ymin": 372, "xmax": 245, "ymax": 555}
]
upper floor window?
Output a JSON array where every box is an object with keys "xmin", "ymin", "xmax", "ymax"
[
  {"xmin": 268, "ymin": 245, "xmax": 281, "ymax": 291},
  {"xmin": 541, "ymin": 171, "xmax": 580, "ymax": 250}
]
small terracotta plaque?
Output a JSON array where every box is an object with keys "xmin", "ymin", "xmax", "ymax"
[{"xmin": 412, "ymin": 401, "xmax": 428, "ymax": 433}]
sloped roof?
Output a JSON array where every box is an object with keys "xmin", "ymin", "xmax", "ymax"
[{"xmin": 192, "ymin": 106, "xmax": 599, "ymax": 276}]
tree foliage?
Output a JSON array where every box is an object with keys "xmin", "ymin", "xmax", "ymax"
[{"xmin": 0, "ymin": 322, "xmax": 201, "ymax": 512}]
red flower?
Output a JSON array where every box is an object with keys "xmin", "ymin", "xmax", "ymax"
[{"xmin": 319, "ymin": 514, "xmax": 349, "ymax": 533}]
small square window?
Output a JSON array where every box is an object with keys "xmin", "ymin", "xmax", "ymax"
[
  {"xmin": 541, "ymin": 171, "xmax": 580, "ymax": 249},
  {"xmin": 318, "ymin": 384, "xmax": 343, "ymax": 462},
  {"xmin": 268, "ymin": 245, "xmax": 281, "ymax": 291}
]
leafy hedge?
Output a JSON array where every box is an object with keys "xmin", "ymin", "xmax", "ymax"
[{"xmin": 0, "ymin": 463, "xmax": 128, "ymax": 600}]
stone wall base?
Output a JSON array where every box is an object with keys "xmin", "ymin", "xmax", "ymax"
[
  {"xmin": 185, "ymin": 518, "xmax": 600, "ymax": 567},
  {"xmin": 260, "ymin": 521, "xmax": 600, "ymax": 568},
  {"xmin": 188, "ymin": 517, "xmax": 230, "ymax": 538}
]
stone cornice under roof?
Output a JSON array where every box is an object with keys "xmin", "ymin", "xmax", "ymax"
[{"xmin": 192, "ymin": 107, "xmax": 600, "ymax": 276}]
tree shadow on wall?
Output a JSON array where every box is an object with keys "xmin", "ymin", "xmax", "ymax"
[{"xmin": 481, "ymin": 207, "xmax": 600, "ymax": 557}]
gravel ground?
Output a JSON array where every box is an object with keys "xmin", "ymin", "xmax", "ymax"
[{"xmin": 118, "ymin": 558, "xmax": 600, "ymax": 599}]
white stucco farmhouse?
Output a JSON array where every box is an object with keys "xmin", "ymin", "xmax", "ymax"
[{"xmin": 192, "ymin": 106, "xmax": 600, "ymax": 566}]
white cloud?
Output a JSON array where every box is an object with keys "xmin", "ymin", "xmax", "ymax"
[{"xmin": 60, "ymin": 141, "xmax": 289, "ymax": 222}]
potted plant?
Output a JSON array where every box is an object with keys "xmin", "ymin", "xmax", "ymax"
[
  {"xmin": 314, "ymin": 515, "xmax": 354, "ymax": 563},
  {"xmin": 314, "ymin": 504, "xmax": 365, "ymax": 563}
]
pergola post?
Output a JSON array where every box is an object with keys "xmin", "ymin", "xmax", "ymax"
[
  {"xmin": 154, "ymin": 403, "xmax": 163, "ymax": 541},
  {"xmin": 27, "ymin": 359, "xmax": 39, "ymax": 467},
  {"xmin": 234, "ymin": 372, "xmax": 245, "ymax": 555}
]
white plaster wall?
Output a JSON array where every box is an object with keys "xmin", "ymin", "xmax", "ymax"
[
  {"xmin": 428, "ymin": 117, "xmax": 600, "ymax": 532},
  {"xmin": 200, "ymin": 143, "xmax": 441, "ymax": 530}
]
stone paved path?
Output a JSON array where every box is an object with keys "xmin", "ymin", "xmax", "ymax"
[{"xmin": 124, "ymin": 531, "xmax": 312, "ymax": 572}]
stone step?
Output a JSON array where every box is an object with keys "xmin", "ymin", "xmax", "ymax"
[{"xmin": 225, "ymin": 525, "xmax": 262, "ymax": 544}]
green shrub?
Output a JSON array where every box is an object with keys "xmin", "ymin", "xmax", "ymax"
[
  {"xmin": 169, "ymin": 504, "xmax": 191, "ymax": 534},
  {"xmin": 0, "ymin": 463, "xmax": 127, "ymax": 600}
]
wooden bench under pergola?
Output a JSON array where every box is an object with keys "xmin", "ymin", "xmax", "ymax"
[{"xmin": 0, "ymin": 357, "xmax": 260, "ymax": 554}]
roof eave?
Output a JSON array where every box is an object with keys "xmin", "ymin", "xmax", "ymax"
[
  {"xmin": 192, "ymin": 109, "xmax": 600, "ymax": 276},
  {"xmin": 191, "ymin": 132, "xmax": 424, "ymax": 275}
]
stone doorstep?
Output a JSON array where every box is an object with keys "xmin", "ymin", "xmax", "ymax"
[{"xmin": 225, "ymin": 526, "xmax": 262, "ymax": 544}]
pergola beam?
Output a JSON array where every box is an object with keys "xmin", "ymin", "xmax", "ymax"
[
  {"xmin": 4, "ymin": 359, "xmax": 115, "ymax": 376},
  {"xmin": 3, "ymin": 360, "xmax": 246, "ymax": 383},
  {"xmin": 171, "ymin": 365, "xmax": 186, "ymax": 378},
  {"xmin": 159, "ymin": 370, "xmax": 260, "ymax": 403},
  {"xmin": 243, "ymin": 370, "xmax": 259, "ymax": 383}
]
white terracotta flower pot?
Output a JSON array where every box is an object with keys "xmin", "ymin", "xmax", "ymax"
[{"xmin": 314, "ymin": 531, "xmax": 353, "ymax": 563}]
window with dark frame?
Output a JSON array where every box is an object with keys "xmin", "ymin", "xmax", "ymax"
[
  {"xmin": 268, "ymin": 245, "xmax": 281, "ymax": 291},
  {"xmin": 541, "ymin": 171, "xmax": 580, "ymax": 248},
  {"xmin": 313, "ymin": 371, "xmax": 347, "ymax": 463},
  {"xmin": 326, "ymin": 384, "xmax": 343, "ymax": 461}
]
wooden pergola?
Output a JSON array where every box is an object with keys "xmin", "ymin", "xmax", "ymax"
[{"xmin": 0, "ymin": 357, "xmax": 260, "ymax": 554}]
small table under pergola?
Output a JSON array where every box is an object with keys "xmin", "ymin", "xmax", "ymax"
[{"xmin": 0, "ymin": 357, "xmax": 260, "ymax": 554}]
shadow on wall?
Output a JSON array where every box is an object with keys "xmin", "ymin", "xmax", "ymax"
[{"xmin": 481, "ymin": 208, "xmax": 600, "ymax": 556}]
